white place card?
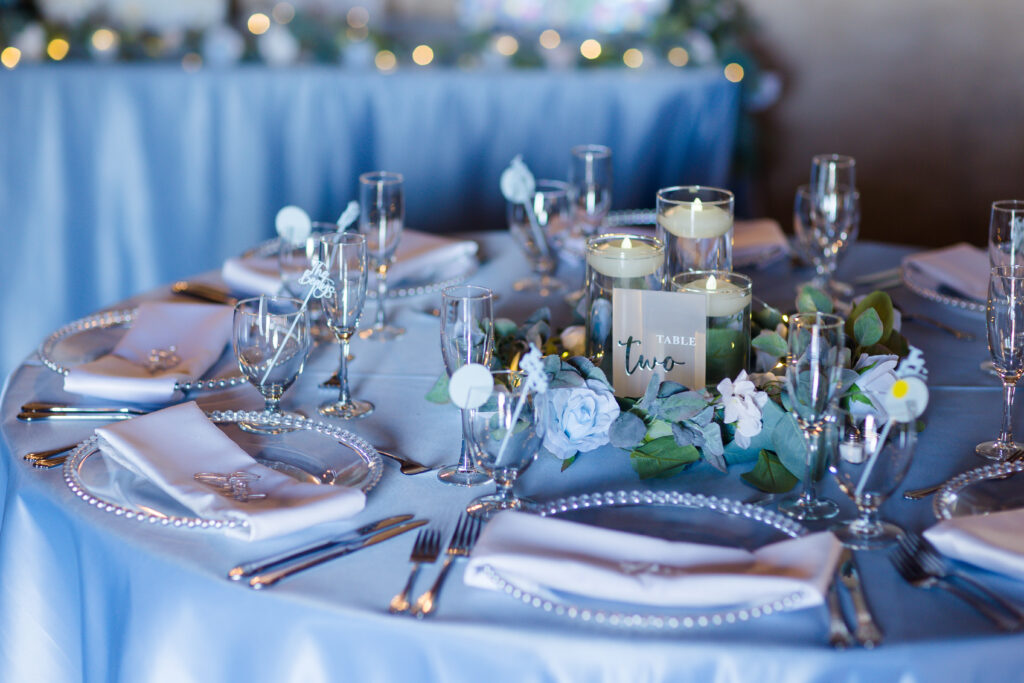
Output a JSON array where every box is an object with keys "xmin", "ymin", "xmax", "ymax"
[{"xmin": 611, "ymin": 289, "xmax": 707, "ymax": 397}]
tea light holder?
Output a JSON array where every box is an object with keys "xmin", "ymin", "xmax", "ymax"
[
  {"xmin": 671, "ymin": 270, "xmax": 752, "ymax": 386},
  {"xmin": 656, "ymin": 186, "xmax": 734, "ymax": 277}
]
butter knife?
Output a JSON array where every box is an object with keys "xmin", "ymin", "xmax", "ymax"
[
  {"xmin": 19, "ymin": 411, "xmax": 136, "ymax": 422},
  {"xmin": 248, "ymin": 519, "xmax": 427, "ymax": 589},
  {"xmin": 826, "ymin": 574, "xmax": 855, "ymax": 649},
  {"xmin": 228, "ymin": 513, "xmax": 414, "ymax": 581},
  {"xmin": 171, "ymin": 281, "xmax": 238, "ymax": 306},
  {"xmin": 22, "ymin": 402, "xmax": 148, "ymax": 415},
  {"xmin": 839, "ymin": 550, "xmax": 883, "ymax": 648}
]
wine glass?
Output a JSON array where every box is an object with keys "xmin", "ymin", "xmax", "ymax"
[
  {"xmin": 568, "ymin": 144, "xmax": 612, "ymax": 237},
  {"xmin": 279, "ymin": 222, "xmax": 337, "ymax": 343},
  {"xmin": 358, "ymin": 171, "xmax": 405, "ymax": 342},
  {"xmin": 830, "ymin": 408, "xmax": 917, "ymax": 549},
  {"xmin": 318, "ymin": 232, "xmax": 373, "ymax": 420},
  {"xmin": 438, "ymin": 284, "xmax": 494, "ymax": 486},
  {"xmin": 988, "ymin": 200, "xmax": 1024, "ymax": 268},
  {"xmin": 779, "ymin": 312, "xmax": 845, "ymax": 520},
  {"xmin": 465, "ymin": 369, "xmax": 546, "ymax": 519},
  {"xmin": 508, "ymin": 179, "xmax": 569, "ymax": 296},
  {"xmin": 793, "ymin": 184, "xmax": 860, "ymax": 296},
  {"xmin": 233, "ymin": 295, "xmax": 311, "ymax": 434},
  {"xmin": 976, "ymin": 265, "xmax": 1024, "ymax": 460}
]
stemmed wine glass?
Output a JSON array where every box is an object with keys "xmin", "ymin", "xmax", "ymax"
[
  {"xmin": 465, "ymin": 369, "xmax": 546, "ymax": 519},
  {"xmin": 318, "ymin": 232, "xmax": 373, "ymax": 420},
  {"xmin": 279, "ymin": 222, "xmax": 337, "ymax": 344},
  {"xmin": 976, "ymin": 265, "xmax": 1024, "ymax": 460},
  {"xmin": 568, "ymin": 144, "xmax": 612, "ymax": 236},
  {"xmin": 793, "ymin": 183, "xmax": 860, "ymax": 295},
  {"xmin": 438, "ymin": 284, "xmax": 494, "ymax": 486},
  {"xmin": 988, "ymin": 200, "xmax": 1024, "ymax": 268},
  {"xmin": 233, "ymin": 295, "xmax": 311, "ymax": 434},
  {"xmin": 779, "ymin": 312, "xmax": 844, "ymax": 520},
  {"xmin": 800, "ymin": 154, "xmax": 858, "ymax": 296},
  {"xmin": 830, "ymin": 408, "xmax": 917, "ymax": 548},
  {"xmin": 508, "ymin": 179, "xmax": 569, "ymax": 296},
  {"xmin": 358, "ymin": 171, "xmax": 405, "ymax": 342}
]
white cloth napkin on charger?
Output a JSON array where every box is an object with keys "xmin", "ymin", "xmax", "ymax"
[
  {"xmin": 97, "ymin": 401, "xmax": 366, "ymax": 541},
  {"xmin": 734, "ymin": 219, "xmax": 790, "ymax": 267},
  {"xmin": 902, "ymin": 243, "xmax": 989, "ymax": 302},
  {"xmin": 925, "ymin": 510, "xmax": 1024, "ymax": 581},
  {"xmin": 222, "ymin": 253, "xmax": 283, "ymax": 297},
  {"xmin": 64, "ymin": 302, "xmax": 233, "ymax": 404},
  {"xmin": 464, "ymin": 511, "xmax": 842, "ymax": 609}
]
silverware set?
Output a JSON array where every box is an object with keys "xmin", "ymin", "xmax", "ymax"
[
  {"xmin": 389, "ymin": 528, "xmax": 442, "ymax": 614},
  {"xmin": 408, "ymin": 514, "xmax": 482, "ymax": 619}
]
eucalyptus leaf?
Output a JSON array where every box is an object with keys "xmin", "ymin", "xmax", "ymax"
[
  {"xmin": 770, "ymin": 412, "xmax": 808, "ymax": 479},
  {"xmin": 846, "ymin": 291, "xmax": 894, "ymax": 342},
  {"xmin": 741, "ymin": 450, "xmax": 799, "ymax": 493},
  {"xmin": 646, "ymin": 419, "xmax": 675, "ymax": 440},
  {"xmin": 853, "ymin": 307, "xmax": 884, "ymax": 346},
  {"xmin": 671, "ymin": 422, "xmax": 697, "ymax": 448},
  {"xmin": 629, "ymin": 437, "xmax": 701, "ymax": 479},
  {"xmin": 524, "ymin": 307, "xmax": 551, "ymax": 326},
  {"xmin": 753, "ymin": 305, "xmax": 783, "ymax": 330},
  {"xmin": 652, "ymin": 390, "xmax": 709, "ymax": 422},
  {"xmin": 638, "ymin": 374, "xmax": 661, "ymax": 412},
  {"xmin": 425, "ymin": 373, "xmax": 450, "ymax": 404},
  {"xmin": 494, "ymin": 318, "xmax": 518, "ymax": 338},
  {"xmin": 698, "ymin": 422, "xmax": 727, "ymax": 472},
  {"xmin": 796, "ymin": 285, "xmax": 833, "ymax": 314},
  {"xmin": 752, "ymin": 331, "xmax": 788, "ymax": 359},
  {"xmin": 690, "ymin": 404, "xmax": 716, "ymax": 427},
  {"xmin": 658, "ymin": 381, "xmax": 689, "ymax": 398},
  {"xmin": 609, "ymin": 412, "xmax": 647, "ymax": 449}
]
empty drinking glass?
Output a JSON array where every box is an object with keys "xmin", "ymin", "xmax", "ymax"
[
  {"xmin": 358, "ymin": 171, "xmax": 405, "ymax": 342},
  {"xmin": 793, "ymin": 183, "xmax": 860, "ymax": 296},
  {"xmin": 508, "ymin": 179, "xmax": 569, "ymax": 296},
  {"xmin": 568, "ymin": 144, "xmax": 612, "ymax": 236},
  {"xmin": 977, "ymin": 265, "xmax": 1024, "ymax": 460},
  {"xmin": 988, "ymin": 200, "xmax": 1024, "ymax": 268}
]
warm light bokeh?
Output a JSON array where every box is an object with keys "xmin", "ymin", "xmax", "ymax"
[
  {"xmin": 247, "ymin": 13, "xmax": 271, "ymax": 35},
  {"xmin": 667, "ymin": 46, "xmax": 689, "ymax": 67},
  {"xmin": 412, "ymin": 44, "xmax": 434, "ymax": 66},
  {"xmin": 623, "ymin": 48, "xmax": 643, "ymax": 68},
  {"xmin": 539, "ymin": 29, "xmax": 560, "ymax": 50},
  {"xmin": 1, "ymin": 47, "xmax": 20, "ymax": 69},
  {"xmin": 580, "ymin": 39, "xmax": 601, "ymax": 60},
  {"xmin": 47, "ymin": 38, "xmax": 70, "ymax": 61},
  {"xmin": 375, "ymin": 49, "xmax": 397, "ymax": 71},
  {"xmin": 724, "ymin": 62, "xmax": 744, "ymax": 82},
  {"xmin": 495, "ymin": 34, "xmax": 519, "ymax": 56}
]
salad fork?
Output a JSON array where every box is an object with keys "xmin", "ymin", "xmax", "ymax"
[
  {"xmin": 411, "ymin": 514, "xmax": 482, "ymax": 618},
  {"xmin": 389, "ymin": 528, "xmax": 442, "ymax": 614}
]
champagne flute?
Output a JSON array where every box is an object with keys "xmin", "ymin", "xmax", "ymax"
[
  {"xmin": 437, "ymin": 284, "xmax": 494, "ymax": 487},
  {"xmin": 793, "ymin": 184, "xmax": 860, "ymax": 295},
  {"xmin": 568, "ymin": 144, "xmax": 612, "ymax": 236},
  {"xmin": 279, "ymin": 222, "xmax": 337, "ymax": 344},
  {"xmin": 318, "ymin": 232, "xmax": 373, "ymax": 420},
  {"xmin": 988, "ymin": 200, "xmax": 1024, "ymax": 268},
  {"xmin": 465, "ymin": 370, "xmax": 546, "ymax": 519},
  {"xmin": 976, "ymin": 265, "xmax": 1024, "ymax": 460},
  {"xmin": 233, "ymin": 296, "xmax": 311, "ymax": 434},
  {"xmin": 358, "ymin": 171, "xmax": 405, "ymax": 342},
  {"xmin": 508, "ymin": 179, "xmax": 569, "ymax": 296},
  {"xmin": 806, "ymin": 155, "xmax": 858, "ymax": 296},
  {"xmin": 779, "ymin": 312, "xmax": 844, "ymax": 520}
]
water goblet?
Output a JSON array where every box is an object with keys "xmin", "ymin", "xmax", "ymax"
[
  {"xmin": 568, "ymin": 144, "xmax": 612, "ymax": 237},
  {"xmin": 358, "ymin": 171, "xmax": 405, "ymax": 342},
  {"xmin": 465, "ymin": 370, "xmax": 546, "ymax": 519},
  {"xmin": 233, "ymin": 295, "xmax": 312, "ymax": 434},
  {"xmin": 793, "ymin": 184, "xmax": 860, "ymax": 296},
  {"xmin": 438, "ymin": 284, "xmax": 494, "ymax": 487},
  {"xmin": 778, "ymin": 312, "xmax": 845, "ymax": 520},
  {"xmin": 830, "ymin": 408, "xmax": 917, "ymax": 549},
  {"xmin": 976, "ymin": 265, "xmax": 1024, "ymax": 460},
  {"xmin": 508, "ymin": 179, "xmax": 570, "ymax": 296},
  {"xmin": 987, "ymin": 200, "xmax": 1024, "ymax": 268},
  {"xmin": 318, "ymin": 232, "xmax": 373, "ymax": 420}
]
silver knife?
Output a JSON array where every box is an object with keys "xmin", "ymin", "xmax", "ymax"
[
  {"xmin": 248, "ymin": 519, "xmax": 427, "ymax": 589},
  {"xmin": 18, "ymin": 411, "xmax": 136, "ymax": 422},
  {"xmin": 228, "ymin": 513, "xmax": 414, "ymax": 581},
  {"xmin": 826, "ymin": 573, "xmax": 855, "ymax": 649},
  {"xmin": 171, "ymin": 280, "xmax": 239, "ymax": 306},
  {"xmin": 839, "ymin": 549, "xmax": 883, "ymax": 648},
  {"xmin": 22, "ymin": 402, "xmax": 148, "ymax": 415}
]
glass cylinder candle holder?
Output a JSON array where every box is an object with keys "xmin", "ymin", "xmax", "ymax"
[
  {"xmin": 584, "ymin": 234, "xmax": 666, "ymax": 371},
  {"xmin": 656, "ymin": 186, "xmax": 734, "ymax": 277},
  {"xmin": 672, "ymin": 270, "xmax": 752, "ymax": 386}
]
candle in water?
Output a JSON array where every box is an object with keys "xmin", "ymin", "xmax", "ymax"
[
  {"xmin": 657, "ymin": 198, "xmax": 733, "ymax": 239},
  {"xmin": 586, "ymin": 234, "xmax": 665, "ymax": 279},
  {"xmin": 678, "ymin": 273, "xmax": 752, "ymax": 317}
]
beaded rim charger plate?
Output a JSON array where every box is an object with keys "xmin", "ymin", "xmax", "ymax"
[
  {"xmin": 480, "ymin": 490, "xmax": 810, "ymax": 630},
  {"xmin": 902, "ymin": 267, "xmax": 985, "ymax": 314},
  {"xmin": 934, "ymin": 461, "xmax": 1024, "ymax": 519},
  {"xmin": 62, "ymin": 410, "xmax": 383, "ymax": 531},
  {"xmin": 38, "ymin": 308, "xmax": 247, "ymax": 393}
]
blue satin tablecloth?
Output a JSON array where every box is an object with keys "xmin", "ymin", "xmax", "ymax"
[
  {"xmin": 1, "ymin": 233, "xmax": 1021, "ymax": 682},
  {"xmin": 0, "ymin": 65, "xmax": 739, "ymax": 380}
]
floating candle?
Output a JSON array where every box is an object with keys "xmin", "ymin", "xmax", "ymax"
[
  {"xmin": 676, "ymin": 273, "xmax": 752, "ymax": 317},
  {"xmin": 586, "ymin": 234, "xmax": 665, "ymax": 279},
  {"xmin": 657, "ymin": 199, "xmax": 733, "ymax": 239}
]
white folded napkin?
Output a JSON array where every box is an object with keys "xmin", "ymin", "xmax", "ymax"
[
  {"xmin": 97, "ymin": 401, "xmax": 366, "ymax": 541},
  {"xmin": 222, "ymin": 254, "xmax": 283, "ymax": 297},
  {"xmin": 925, "ymin": 510, "xmax": 1024, "ymax": 581},
  {"xmin": 64, "ymin": 302, "xmax": 233, "ymax": 403},
  {"xmin": 386, "ymin": 229, "xmax": 479, "ymax": 286},
  {"xmin": 902, "ymin": 243, "xmax": 989, "ymax": 302},
  {"xmin": 464, "ymin": 511, "xmax": 842, "ymax": 609},
  {"xmin": 734, "ymin": 219, "xmax": 790, "ymax": 267}
]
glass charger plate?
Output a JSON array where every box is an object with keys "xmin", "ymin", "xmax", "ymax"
[
  {"xmin": 62, "ymin": 409, "xmax": 383, "ymax": 532},
  {"xmin": 481, "ymin": 490, "xmax": 809, "ymax": 630},
  {"xmin": 902, "ymin": 266, "xmax": 985, "ymax": 314},
  {"xmin": 934, "ymin": 461, "xmax": 1024, "ymax": 519},
  {"xmin": 38, "ymin": 309, "xmax": 246, "ymax": 393}
]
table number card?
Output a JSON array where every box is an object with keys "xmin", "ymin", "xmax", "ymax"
[{"xmin": 611, "ymin": 289, "xmax": 707, "ymax": 397}]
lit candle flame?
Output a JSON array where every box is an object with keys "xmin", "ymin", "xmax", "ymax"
[
  {"xmin": 692, "ymin": 197, "xmax": 703, "ymax": 212},
  {"xmin": 707, "ymin": 273, "xmax": 717, "ymax": 290},
  {"xmin": 621, "ymin": 235, "xmax": 632, "ymax": 250}
]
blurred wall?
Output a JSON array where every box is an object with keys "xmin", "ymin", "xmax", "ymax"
[{"xmin": 743, "ymin": 0, "xmax": 1024, "ymax": 247}]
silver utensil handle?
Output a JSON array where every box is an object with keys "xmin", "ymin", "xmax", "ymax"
[
  {"xmin": 903, "ymin": 483, "xmax": 942, "ymax": 500},
  {"xmin": 826, "ymin": 582, "xmax": 855, "ymax": 649},
  {"xmin": 389, "ymin": 563, "xmax": 423, "ymax": 614},
  {"xmin": 936, "ymin": 577, "xmax": 1020, "ymax": 631},
  {"xmin": 411, "ymin": 556, "xmax": 455, "ymax": 618},
  {"xmin": 847, "ymin": 584, "xmax": 883, "ymax": 647},
  {"xmin": 248, "ymin": 544, "xmax": 355, "ymax": 589},
  {"xmin": 228, "ymin": 540, "xmax": 337, "ymax": 581},
  {"xmin": 949, "ymin": 572, "xmax": 1024, "ymax": 624},
  {"xmin": 18, "ymin": 412, "xmax": 135, "ymax": 422}
]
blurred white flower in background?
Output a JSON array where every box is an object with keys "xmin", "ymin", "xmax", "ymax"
[{"xmin": 258, "ymin": 23, "xmax": 300, "ymax": 66}]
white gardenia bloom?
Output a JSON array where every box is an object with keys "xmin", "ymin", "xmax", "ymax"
[
  {"xmin": 852, "ymin": 353, "xmax": 899, "ymax": 418},
  {"xmin": 717, "ymin": 370, "xmax": 769, "ymax": 448}
]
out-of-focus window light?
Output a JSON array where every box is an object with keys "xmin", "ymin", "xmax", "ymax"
[
  {"xmin": 272, "ymin": 3, "xmax": 295, "ymax": 24},
  {"xmin": 47, "ymin": 38, "xmax": 70, "ymax": 61},
  {"xmin": 412, "ymin": 44, "xmax": 434, "ymax": 66},
  {"xmin": 248, "ymin": 13, "xmax": 271, "ymax": 35},
  {"xmin": 580, "ymin": 39, "xmax": 601, "ymax": 60},
  {"xmin": 724, "ymin": 62, "xmax": 744, "ymax": 82},
  {"xmin": 539, "ymin": 29, "xmax": 560, "ymax": 50},
  {"xmin": 1, "ymin": 46, "xmax": 20, "ymax": 69},
  {"xmin": 375, "ymin": 49, "xmax": 397, "ymax": 71},
  {"xmin": 91, "ymin": 28, "xmax": 117, "ymax": 52},
  {"xmin": 182, "ymin": 52, "xmax": 202, "ymax": 72},
  {"xmin": 347, "ymin": 6, "xmax": 370, "ymax": 29},
  {"xmin": 623, "ymin": 48, "xmax": 643, "ymax": 68},
  {"xmin": 495, "ymin": 35, "xmax": 518, "ymax": 56},
  {"xmin": 667, "ymin": 46, "xmax": 688, "ymax": 67}
]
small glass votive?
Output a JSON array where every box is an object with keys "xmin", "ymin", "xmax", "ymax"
[
  {"xmin": 656, "ymin": 186, "xmax": 734, "ymax": 277},
  {"xmin": 671, "ymin": 270, "xmax": 752, "ymax": 386},
  {"xmin": 584, "ymin": 233, "xmax": 666, "ymax": 372}
]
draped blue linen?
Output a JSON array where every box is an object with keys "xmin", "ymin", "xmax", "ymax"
[
  {"xmin": 0, "ymin": 64, "xmax": 739, "ymax": 380},
  {"xmin": 1, "ymin": 234, "xmax": 1020, "ymax": 682}
]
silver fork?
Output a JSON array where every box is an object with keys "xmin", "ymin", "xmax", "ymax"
[
  {"xmin": 890, "ymin": 536, "xmax": 1022, "ymax": 631},
  {"xmin": 410, "ymin": 514, "xmax": 482, "ymax": 619},
  {"xmin": 389, "ymin": 528, "xmax": 442, "ymax": 614}
]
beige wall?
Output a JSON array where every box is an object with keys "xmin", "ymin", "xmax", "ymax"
[{"xmin": 743, "ymin": 0, "xmax": 1024, "ymax": 247}]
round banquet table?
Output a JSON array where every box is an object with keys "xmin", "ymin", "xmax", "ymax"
[{"xmin": 1, "ymin": 233, "xmax": 1021, "ymax": 682}]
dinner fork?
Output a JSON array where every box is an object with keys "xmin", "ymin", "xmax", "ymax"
[
  {"xmin": 410, "ymin": 514, "xmax": 482, "ymax": 619},
  {"xmin": 889, "ymin": 536, "xmax": 1022, "ymax": 631},
  {"xmin": 389, "ymin": 528, "xmax": 442, "ymax": 614}
]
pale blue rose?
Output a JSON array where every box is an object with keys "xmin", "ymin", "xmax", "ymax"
[{"xmin": 542, "ymin": 380, "xmax": 620, "ymax": 460}]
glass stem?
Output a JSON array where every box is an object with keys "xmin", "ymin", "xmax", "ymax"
[
  {"xmin": 263, "ymin": 395, "xmax": 280, "ymax": 415},
  {"xmin": 338, "ymin": 334, "xmax": 351, "ymax": 407},
  {"xmin": 999, "ymin": 377, "xmax": 1017, "ymax": 447},
  {"xmin": 800, "ymin": 425, "xmax": 822, "ymax": 504},
  {"xmin": 494, "ymin": 470, "xmax": 516, "ymax": 501},
  {"xmin": 375, "ymin": 263, "xmax": 388, "ymax": 328},
  {"xmin": 458, "ymin": 408, "xmax": 476, "ymax": 473}
]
